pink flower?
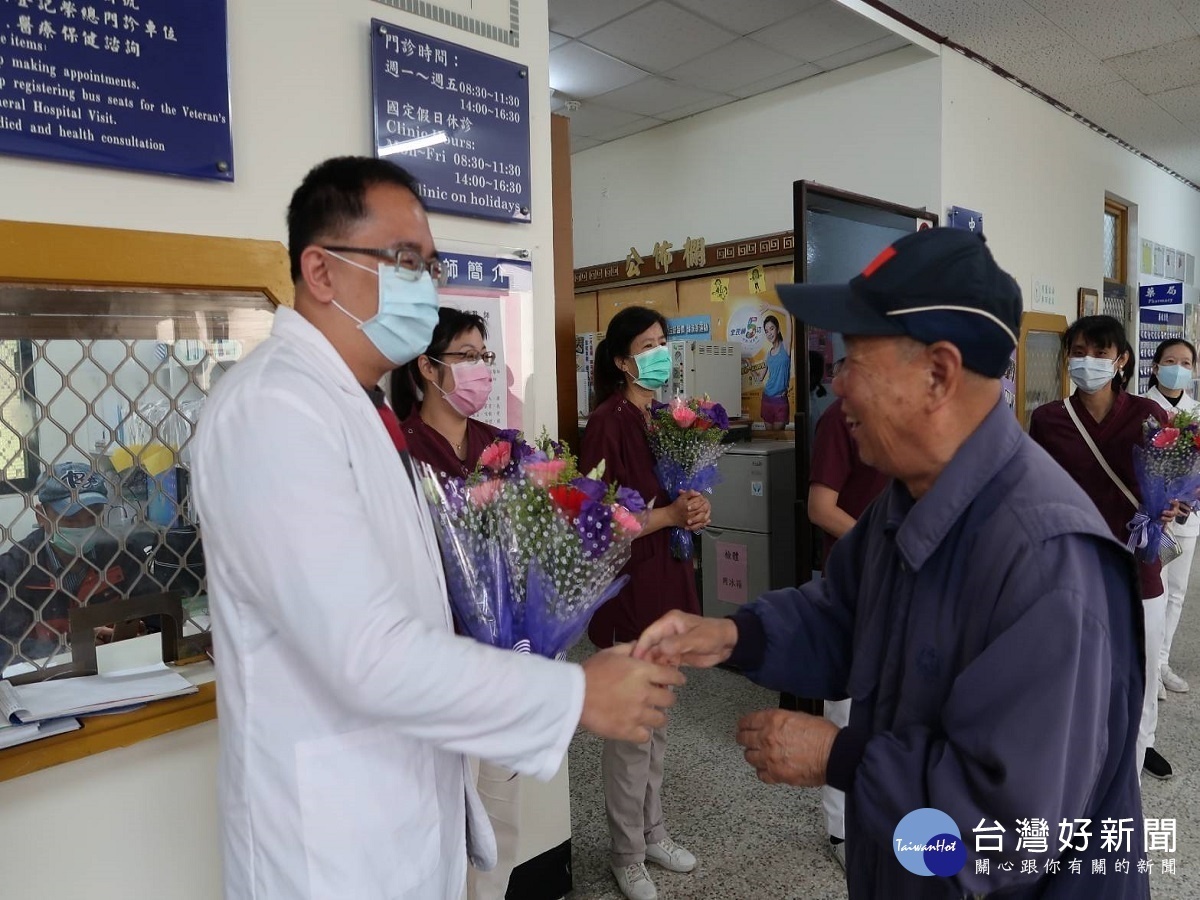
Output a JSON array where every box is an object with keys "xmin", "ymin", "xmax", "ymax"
[
  {"xmin": 671, "ymin": 404, "xmax": 698, "ymax": 428},
  {"xmin": 611, "ymin": 504, "xmax": 643, "ymax": 535},
  {"xmin": 468, "ymin": 479, "xmax": 502, "ymax": 507},
  {"xmin": 479, "ymin": 441, "xmax": 512, "ymax": 472},
  {"xmin": 1153, "ymin": 428, "xmax": 1180, "ymax": 449},
  {"xmin": 523, "ymin": 458, "xmax": 568, "ymax": 487}
]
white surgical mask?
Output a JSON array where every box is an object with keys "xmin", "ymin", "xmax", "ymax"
[
  {"xmin": 1068, "ymin": 357, "xmax": 1117, "ymax": 394},
  {"xmin": 326, "ymin": 252, "xmax": 439, "ymax": 367}
]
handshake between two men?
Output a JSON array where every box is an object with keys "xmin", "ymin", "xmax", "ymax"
[{"xmin": 578, "ymin": 611, "xmax": 838, "ymax": 789}]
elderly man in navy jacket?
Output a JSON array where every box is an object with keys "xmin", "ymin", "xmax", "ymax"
[{"xmin": 636, "ymin": 228, "xmax": 1147, "ymax": 899}]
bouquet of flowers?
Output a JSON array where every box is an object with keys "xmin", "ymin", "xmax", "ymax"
[
  {"xmin": 646, "ymin": 396, "xmax": 730, "ymax": 560},
  {"xmin": 420, "ymin": 430, "xmax": 645, "ymax": 657},
  {"xmin": 1129, "ymin": 411, "xmax": 1200, "ymax": 565}
]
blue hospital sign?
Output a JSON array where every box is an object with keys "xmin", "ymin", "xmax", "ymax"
[
  {"xmin": 0, "ymin": 0, "xmax": 233, "ymax": 180},
  {"xmin": 370, "ymin": 20, "xmax": 531, "ymax": 223}
]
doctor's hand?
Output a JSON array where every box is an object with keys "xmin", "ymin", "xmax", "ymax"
[
  {"xmin": 580, "ymin": 644, "xmax": 686, "ymax": 744},
  {"xmin": 736, "ymin": 708, "xmax": 838, "ymax": 787},
  {"xmin": 633, "ymin": 610, "xmax": 737, "ymax": 669}
]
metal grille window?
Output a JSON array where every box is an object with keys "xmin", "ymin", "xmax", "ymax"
[
  {"xmin": 0, "ymin": 285, "xmax": 274, "ymax": 679},
  {"xmin": 1023, "ymin": 330, "xmax": 1064, "ymax": 430}
]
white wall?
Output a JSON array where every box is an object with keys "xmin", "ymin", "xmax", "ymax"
[
  {"xmin": 940, "ymin": 50, "xmax": 1200, "ymax": 317},
  {"xmin": 0, "ymin": 0, "xmax": 561, "ymax": 436},
  {"xmin": 570, "ymin": 46, "xmax": 943, "ymax": 268}
]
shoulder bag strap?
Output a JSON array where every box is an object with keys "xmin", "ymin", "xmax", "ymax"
[{"xmin": 1062, "ymin": 397, "xmax": 1139, "ymax": 511}]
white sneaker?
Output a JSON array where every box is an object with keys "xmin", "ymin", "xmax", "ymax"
[
  {"xmin": 612, "ymin": 862, "xmax": 657, "ymax": 900},
  {"xmin": 1159, "ymin": 678, "xmax": 1168, "ymax": 701},
  {"xmin": 645, "ymin": 837, "xmax": 697, "ymax": 873},
  {"xmin": 1162, "ymin": 665, "xmax": 1190, "ymax": 693}
]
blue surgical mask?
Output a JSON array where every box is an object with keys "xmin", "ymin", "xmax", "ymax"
[
  {"xmin": 1156, "ymin": 364, "xmax": 1193, "ymax": 392},
  {"xmin": 51, "ymin": 525, "xmax": 103, "ymax": 555},
  {"xmin": 632, "ymin": 345, "xmax": 671, "ymax": 390},
  {"xmin": 327, "ymin": 252, "xmax": 439, "ymax": 367},
  {"xmin": 1068, "ymin": 356, "xmax": 1116, "ymax": 394}
]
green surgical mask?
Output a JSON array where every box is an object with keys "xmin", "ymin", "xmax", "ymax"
[
  {"xmin": 632, "ymin": 345, "xmax": 671, "ymax": 390},
  {"xmin": 51, "ymin": 525, "xmax": 103, "ymax": 555}
]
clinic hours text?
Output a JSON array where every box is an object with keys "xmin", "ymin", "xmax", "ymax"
[
  {"xmin": 454, "ymin": 171, "xmax": 523, "ymax": 194},
  {"xmin": 453, "ymin": 153, "xmax": 521, "ymax": 177}
]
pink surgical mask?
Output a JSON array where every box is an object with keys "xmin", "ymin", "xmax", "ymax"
[{"xmin": 437, "ymin": 359, "xmax": 493, "ymax": 417}]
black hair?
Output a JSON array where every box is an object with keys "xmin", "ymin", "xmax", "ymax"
[
  {"xmin": 764, "ymin": 315, "xmax": 782, "ymax": 345},
  {"xmin": 1148, "ymin": 338, "xmax": 1198, "ymax": 392},
  {"xmin": 1062, "ymin": 315, "xmax": 1134, "ymax": 392},
  {"xmin": 286, "ymin": 156, "xmax": 425, "ymax": 282},
  {"xmin": 390, "ymin": 308, "xmax": 489, "ymax": 418},
  {"xmin": 593, "ymin": 306, "xmax": 669, "ymax": 404}
]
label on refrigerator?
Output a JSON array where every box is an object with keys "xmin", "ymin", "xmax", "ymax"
[
  {"xmin": 716, "ymin": 541, "xmax": 749, "ymax": 605},
  {"xmin": 750, "ymin": 481, "xmax": 764, "ymax": 497}
]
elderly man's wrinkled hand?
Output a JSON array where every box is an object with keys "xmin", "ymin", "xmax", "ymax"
[
  {"xmin": 633, "ymin": 611, "xmax": 736, "ymax": 668},
  {"xmin": 736, "ymin": 709, "xmax": 839, "ymax": 787}
]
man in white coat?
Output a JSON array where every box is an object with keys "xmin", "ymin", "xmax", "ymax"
[{"xmin": 192, "ymin": 157, "xmax": 684, "ymax": 900}]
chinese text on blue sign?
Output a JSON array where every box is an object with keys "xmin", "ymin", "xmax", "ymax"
[
  {"xmin": 0, "ymin": 0, "xmax": 233, "ymax": 180},
  {"xmin": 370, "ymin": 20, "xmax": 530, "ymax": 223}
]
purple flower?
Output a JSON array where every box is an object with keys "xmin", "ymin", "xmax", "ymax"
[
  {"xmin": 615, "ymin": 486, "xmax": 647, "ymax": 513},
  {"xmin": 576, "ymin": 499, "xmax": 613, "ymax": 558},
  {"xmin": 570, "ymin": 476, "xmax": 607, "ymax": 502},
  {"xmin": 705, "ymin": 403, "xmax": 730, "ymax": 430}
]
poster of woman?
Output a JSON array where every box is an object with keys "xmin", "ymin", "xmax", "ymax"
[{"xmin": 760, "ymin": 315, "xmax": 792, "ymax": 428}]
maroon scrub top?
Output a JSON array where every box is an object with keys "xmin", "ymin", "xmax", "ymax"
[
  {"xmin": 1029, "ymin": 390, "xmax": 1168, "ymax": 599},
  {"xmin": 580, "ymin": 392, "xmax": 700, "ymax": 648},
  {"xmin": 810, "ymin": 398, "xmax": 889, "ymax": 566},
  {"xmin": 400, "ymin": 409, "xmax": 500, "ymax": 477}
]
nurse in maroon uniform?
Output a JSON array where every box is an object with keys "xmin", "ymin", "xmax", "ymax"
[
  {"xmin": 1028, "ymin": 314, "xmax": 1175, "ymax": 782},
  {"xmin": 392, "ymin": 307, "xmax": 499, "ymax": 478},
  {"xmin": 581, "ymin": 306, "xmax": 710, "ymax": 900}
]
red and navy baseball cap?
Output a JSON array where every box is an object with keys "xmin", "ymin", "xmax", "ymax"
[{"xmin": 773, "ymin": 228, "xmax": 1022, "ymax": 378}]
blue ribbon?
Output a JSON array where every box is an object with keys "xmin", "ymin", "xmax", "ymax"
[{"xmin": 1126, "ymin": 512, "xmax": 1180, "ymax": 563}]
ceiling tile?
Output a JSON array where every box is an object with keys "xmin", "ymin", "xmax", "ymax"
[
  {"xmin": 995, "ymin": 39, "xmax": 1123, "ymax": 98},
  {"xmin": 671, "ymin": 0, "xmax": 825, "ymax": 35},
  {"xmin": 1106, "ymin": 36, "xmax": 1200, "ymax": 95},
  {"xmin": 728, "ymin": 62, "xmax": 823, "ymax": 99},
  {"xmin": 1024, "ymin": 0, "xmax": 1193, "ymax": 59},
  {"xmin": 591, "ymin": 115, "xmax": 667, "ymax": 142},
  {"xmin": 570, "ymin": 135, "xmax": 603, "ymax": 153},
  {"xmin": 1173, "ymin": 0, "xmax": 1200, "ymax": 30},
  {"xmin": 549, "ymin": 42, "xmax": 650, "ymax": 98},
  {"xmin": 581, "ymin": 0, "xmax": 739, "ymax": 72},
  {"xmin": 549, "ymin": 32, "xmax": 570, "ymax": 50},
  {"xmin": 814, "ymin": 33, "xmax": 911, "ymax": 71},
  {"xmin": 749, "ymin": 2, "xmax": 894, "ymax": 63},
  {"xmin": 1152, "ymin": 83, "xmax": 1200, "ymax": 128},
  {"xmin": 548, "ymin": 0, "xmax": 651, "ymax": 39},
  {"xmin": 559, "ymin": 102, "xmax": 646, "ymax": 138},
  {"xmin": 590, "ymin": 76, "xmax": 728, "ymax": 117},
  {"xmin": 885, "ymin": 0, "xmax": 1066, "ymax": 55},
  {"xmin": 657, "ymin": 94, "xmax": 738, "ymax": 121},
  {"xmin": 1059, "ymin": 78, "xmax": 1195, "ymax": 149},
  {"xmin": 663, "ymin": 38, "xmax": 801, "ymax": 93}
]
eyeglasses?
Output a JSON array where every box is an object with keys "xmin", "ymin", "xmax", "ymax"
[
  {"xmin": 322, "ymin": 245, "xmax": 447, "ymax": 285},
  {"xmin": 438, "ymin": 350, "xmax": 496, "ymax": 365}
]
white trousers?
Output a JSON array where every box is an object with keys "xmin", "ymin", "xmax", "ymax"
[
  {"xmin": 1137, "ymin": 593, "xmax": 1167, "ymax": 775},
  {"xmin": 821, "ymin": 698, "xmax": 852, "ymax": 841},
  {"xmin": 467, "ymin": 760, "xmax": 522, "ymax": 900},
  {"xmin": 1160, "ymin": 533, "xmax": 1197, "ymax": 669}
]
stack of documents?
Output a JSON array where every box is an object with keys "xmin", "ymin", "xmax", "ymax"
[
  {"xmin": 0, "ymin": 717, "xmax": 81, "ymax": 750},
  {"xmin": 0, "ymin": 663, "xmax": 197, "ymax": 725}
]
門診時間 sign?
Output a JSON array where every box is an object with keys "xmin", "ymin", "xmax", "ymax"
[
  {"xmin": 370, "ymin": 20, "xmax": 530, "ymax": 223},
  {"xmin": 0, "ymin": 0, "xmax": 233, "ymax": 181}
]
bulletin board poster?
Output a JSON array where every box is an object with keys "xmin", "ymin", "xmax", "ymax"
[
  {"xmin": 725, "ymin": 296, "xmax": 795, "ymax": 430},
  {"xmin": 0, "ymin": 0, "xmax": 233, "ymax": 180},
  {"xmin": 437, "ymin": 253, "xmax": 533, "ymax": 431}
]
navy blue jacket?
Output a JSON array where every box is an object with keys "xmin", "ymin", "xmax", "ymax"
[{"xmin": 731, "ymin": 401, "xmax": 1148, "ymax": 898}]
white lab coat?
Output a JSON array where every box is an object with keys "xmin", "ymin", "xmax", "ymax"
[
  {"xmin": 1145, "ymin": 384, "xmax": 1200, "ymax": 537},
  {"xmin": 192, "ymin": 307, "xmax": 584, "ymax": 900}
]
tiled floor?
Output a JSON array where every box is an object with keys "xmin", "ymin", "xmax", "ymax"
[{"xmin": 565, "ymin": 565, "xmax": 1200, "ymax": 899}]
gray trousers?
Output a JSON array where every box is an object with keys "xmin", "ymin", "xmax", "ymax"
[{"xmin": 601, "ymin": 723, "xmax": 669, "ymax": 867}]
